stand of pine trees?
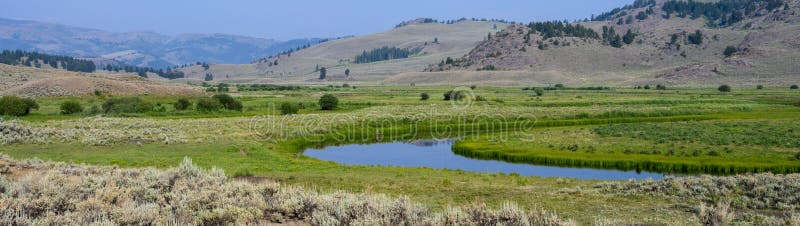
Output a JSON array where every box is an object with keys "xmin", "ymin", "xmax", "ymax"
[
  {"xmin": 528, "ymin": 21, "xmax": 599, "ymax": 39},
  {"xmin": 591, "ymin": 0, "xmax": 657, "ymax": 21},
  {"xmin": 104, "ymin": 64, "xmax": 184, "ymax": 79},
  {"xmin": 354, "ymin": 46, "xmax": 421, "ymax": 64},
  {"xmin": 662, "ymin": 0, "xmax": 785, "ymax": 27},
  {"xmin": 0, "ymin": 50, "xmax": 96, "ymax": 73}
]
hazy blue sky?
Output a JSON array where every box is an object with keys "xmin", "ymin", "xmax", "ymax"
[{"xmin": 1, "ymin": 0, "xmax": 633, "ymax": 40}]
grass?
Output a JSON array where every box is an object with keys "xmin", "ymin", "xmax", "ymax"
[{"xmin": 2, "ymin": 86, "xmax": 799, "ymax": 224}]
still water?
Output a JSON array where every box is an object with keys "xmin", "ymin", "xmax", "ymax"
[{"xmin": 304, "ymin": 139, "xmax": 665, "ymax": 180}]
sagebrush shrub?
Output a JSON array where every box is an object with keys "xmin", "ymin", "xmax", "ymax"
[{"xmin": 0, "ymin": 155, "xmax": 576, "ymax": 225}]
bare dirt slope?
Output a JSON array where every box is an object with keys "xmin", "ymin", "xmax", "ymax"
[
  {"xmin": 178, "ymin": 20, "xmax": 507, "ymax": 84},
  {"xmin": 0, "ymin": 64, "xmax": 202, "ymax": 97}
]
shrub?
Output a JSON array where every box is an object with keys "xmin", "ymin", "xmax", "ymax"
[
  {"xmin": 0, "ymin": 96, "xmax": 37, "ymax": 116},
  {"xmin": 444, "ymin": 90, "xmax": 468, "ymax": 101},
  {"xmin": 757, "ymin": 85, "xmax": 764, "ymax": 90},
  {"xmin": 102, "ymin": 97, "xmax": 153, "ymax": 114},
  {"xmin": 718, "ymin": 85, "xmax": 732, "ymax": 92},
  {"xmin": 280, "ymin": 102, "xmax": 299, "ymax": 115},
  {"xmin": 196, "ymin": 98, "xmax": 222, "ymax": 112},
  {"xmin": 212, "ymin": 94, "xmax": 243, "ymax": 111},
  {"xmin": 791, "ymin": 85, "xmax": 798, "ymax": 90},
  {"xmin": 319, "ymin": 94, "xmax": 338, "ymax": 110},
  {"xmin": 723, "ymin": 46, "xmax": 738, "ymax": 57},
  {"xmin": 534, "ymin": 87, "xmax": 544, "ymax": 96},
  {"xmin": 22, "ymin": 98, "xmax": 38, "ymax": 115},
  {"xmin": 470, "ymin": 85, "xmax": 477, "ymax": 90},
  {"xmin": 59, "ymin": 101, "xmax": 84, "ymax": 115},
  {"xmin": 420, "ymin": 93, "xmax": 430, "ymax": 100},
  {"xmin": 174, "ymin": 98, "xmax": 192, "ymax": 111}
]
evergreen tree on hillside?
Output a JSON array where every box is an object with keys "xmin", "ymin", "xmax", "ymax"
[
  {"xmin": 319, "ymin": 67, "xmax": 327, "ymax": 80},
  {"xmin": 687, "ymin": 30, "xmax": 703, "ymax": 45},
  {"xmin": 622, "ymin": 29, "xmax": 637, "ymax": 44}
]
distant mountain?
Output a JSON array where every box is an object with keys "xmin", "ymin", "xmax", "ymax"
[{"xmin": 0, "ymin": 17, "xmax": 324, "ymax": 68}]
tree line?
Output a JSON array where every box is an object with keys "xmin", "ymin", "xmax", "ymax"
[
  {"xmin": 590, "ymin": 0, "xmax": 657, "ymax": 21},
  {"xmin": 104, "ymin": 64, "xmax": 184, "ymax": 79},
  {"xmin": 527, "ymin": 21, "xmax": 600, "ymax": 39},
  {"xmin": 395, "ymin": 18, "xmax": 513, "ymax": 28},
  {"xmin": 354, "ymin": 46, "xmax": 421, "ymax": 64},
  {"xmin": 0, "ymin": 50, "xmax": 96, "ymax": 73},
  {"xmin": 662, "ymin": 0, "xmax": 786, "ymax": 27}
]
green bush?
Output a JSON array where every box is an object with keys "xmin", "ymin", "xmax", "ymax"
[
  {"xmin": 0, "ymin": 96, "xmax": 35, "ymax": 116},
  {"xmin": 196, "ymin": 98, "xmax": 222, "ymax": 112},
  {"xmin": 319, "ymin": 94, "xmax": 338, "ymax": 110},
  {"xmin": 420, "ymin": 93, "xmax": 430, "ymax": 101},
  {"xmin": 443, "ymin": 90, "xmax": 468, "ymax": 101},
  {"xmin": 718, "ymin": 85, "xmax": 732, "ymax": 92},
  {"xmin": 174, "ymin": 98, "xmax": 192, "ymax": 111},
  {"xmin": 102, "ymin": 97, "xmax": 153, "ymax": 114},
  {"xmin": 791, "ymin": 85, "xmax": 798, "ymax": 90},
  {"xmin": 757, "ymin": 85, "xmax": 764, "ymax": 90},
  {"xmin": 22, "ymin": 98, "xmax": 38, "ymax": 115},
  {"xmin": 212, "ymin": 94, "xmax": 243, "ymax": 111},
  {"xmin": 280, "ymin": 102, "xmax": 299, "ymax": 115},
  {"xmin": 60, "ymin": 101, "xmax": 84, "ymax": 115},
  {"xmin": 534, "ymin": 87, "xmax": 544, "ymax": 97}
]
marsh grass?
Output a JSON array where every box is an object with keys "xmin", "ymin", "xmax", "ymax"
[{"xmin": 453, "ymin": 119, "xmax": 800, "ymax": 174}]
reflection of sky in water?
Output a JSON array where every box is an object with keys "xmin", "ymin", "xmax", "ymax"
[{"xmin": 305, "ymin": 140, "xmax": 665, "ymax": 180}]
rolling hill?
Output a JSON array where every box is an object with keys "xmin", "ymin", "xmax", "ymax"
[
  {"xmin": 0, "ymin": 63, "xmax": 201, "ymax": 97},
  {"xmin": 0, "ymin": 17, "xmax": 323, "ymax": 68},
  {"xmin": 417, "ymin": 0, "xmax": 800, "ymax": 86},
  {"xmin": 177, "ymin": 19, "xmax": 508, "ymax": 84}
]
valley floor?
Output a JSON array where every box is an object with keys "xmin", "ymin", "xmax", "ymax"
[{"xmin": 2, "ymin": 86, "xmax": 800, "ymax": 224}]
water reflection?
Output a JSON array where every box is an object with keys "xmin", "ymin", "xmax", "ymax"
[{"xmin": 304, "ymin": 139, "xmax": 665, "ymax": 180}]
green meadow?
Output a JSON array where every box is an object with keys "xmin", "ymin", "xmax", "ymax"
[{"xmin": 2, "ymin": 85, "xmax": 799, "ymax": 224}]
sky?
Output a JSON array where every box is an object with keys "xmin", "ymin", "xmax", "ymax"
[{"xmin": 0, "ymin": 0, "xmax": 633, "ymax": 40}]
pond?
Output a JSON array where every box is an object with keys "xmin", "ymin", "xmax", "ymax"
[{"xmin": 304, "ymin": 139, "xmax": 666, "ymax": 180}]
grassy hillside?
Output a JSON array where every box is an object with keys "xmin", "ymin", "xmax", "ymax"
[
  {"xmin": 422, "ymin": 0, "xmax": 800, "ymax": 86},
  {"xmin": 178, "ymin": 20, "xmax": 507, "ymax": 84},
  {"xmin": 0, "ymin": 64, "xmax": 201, "ymax": 97}
]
